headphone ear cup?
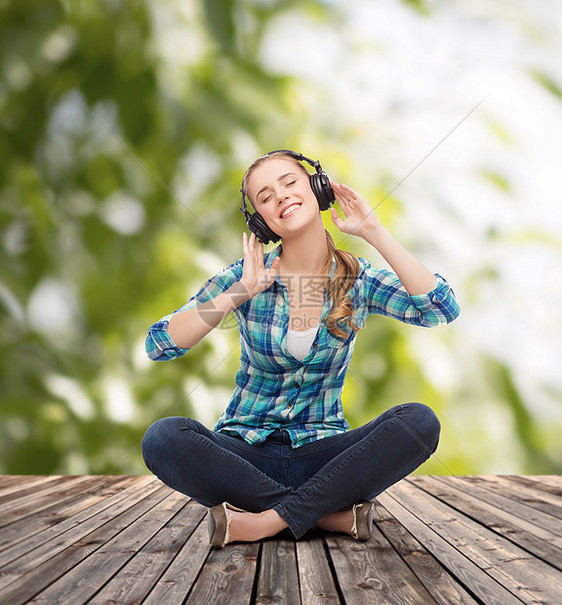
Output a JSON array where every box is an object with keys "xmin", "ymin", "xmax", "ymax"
[
  {"xmin": 248, "ymin": 212, "xmax": 280, "ymax": 245},
  {"xmin": 310, "ymin": 173, "xmax": 336, "ymax": 211}
]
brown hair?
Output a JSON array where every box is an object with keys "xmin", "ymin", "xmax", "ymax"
[{"xmin": 243, "ymin": 150, "xmax": 361, "ymax": 340}]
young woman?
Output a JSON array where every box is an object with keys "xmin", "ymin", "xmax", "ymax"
[{"xmin": 142, "ymin": 150, "xmax": 460, "ymax": 548}]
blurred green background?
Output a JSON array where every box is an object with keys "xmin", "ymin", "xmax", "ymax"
[{"xmin": 1, "ymin": 0, "xmax": 561, "ymax": 477}]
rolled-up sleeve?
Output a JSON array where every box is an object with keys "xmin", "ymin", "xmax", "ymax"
[
  {"xmin": 145, "ymin": 312, "xmax": 190, "ymax": 361},
  {"xmin": 146, "ymin": 258, "xmax": 243, "ymax": 361},
  {"xmin": 360, "ymin": 261, "xmax": 460, "ymax": 327}
]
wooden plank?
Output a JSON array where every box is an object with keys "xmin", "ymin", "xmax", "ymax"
[
  {"xmin": 376, "ymin": 491, "xmax": 522, "ymax": 605},
  {"xmin": 0, "ymin": 475, "xmax": 131, "ymax": 556},
  {"xmin": 0, "ymin": 482, "xmax": 168, "ymax": 600},
  {"xmin": 27, "ymin": 490, "xmax": 189, "ymax": 603},
  {"xmin": 255, "ymin": 536, "xmax": 300, "ymax": 604},
  {"xmin": 524, "ymin": 475, "xmax": 561, "ymax": 488},
  {"xmin": 142, "ymin": 517, "xmax": 212, "ymax": 604},
  {"xmin": 0, "ymin": 476, "xmax": 76, "ymax": 517},
  {"xmin": 325, "ymin": 522, "xmax": 437, "ymax": 604},
  {"xmin": 296, "ymin": 534, "xmax": 340, "ymax": 604},
  {"xmin": 371, "ymin": 499, "xmax": 479, "ymax": 605},
  {"xmin": 0, "ymin": 475, "xmax": 96, "ymax": 527},
  {"xmin": 0, "ymin": 476, "xmax": 30, "ymax": 491},
  {"xmin": 0, "ymin": 476, "xmax": 62, "ymax": 500},
  {"xmin": 430, "ymin": 475, "xmax": 562, "ymax": 525},
  {"xmin": 88, "ymin": 500, "xmax": 207, "ymax": 604},
  {"xmin": 0, "ymin": 476, "xmax": 152, "ymax": 568},
  {"xmin": 504, "ymin": 475, "xmax": 562, "ymax": 497},
  {"xmin": 385, "ymin": 480, "xmax": 562, "ymax": 604},
  {"xmin": 0, "ymin": 476, "xmax": 75, "ymax": 510},
  {"xmin": 184, "ymin": 541, "xmax": 260, "ymax": 604},
  {"xmin": 0, "ymin": 475, "xmax": 559, "ymax": 604},
  {"xmin": 484, "ymin": 475, "xmax": 562, "ymax": 518},
  {"xmin": 408, "ymin": 476, "xmax": 562, "ymax": 567},
  {"xmin": 485, "ymin": 475, "xmax": 562, "ymax": 512}
]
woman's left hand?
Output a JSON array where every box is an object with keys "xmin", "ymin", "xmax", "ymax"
[{"xmin": 329, "ymin": 181, "xmax": 381, "ymax": 238}]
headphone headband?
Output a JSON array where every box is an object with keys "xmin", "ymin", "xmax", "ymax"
[{"xmin": 267, "ymin": 149, "xmax": 322, "ymax": 174}]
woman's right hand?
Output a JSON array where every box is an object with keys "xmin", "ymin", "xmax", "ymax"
[{"xmin": 239, "ymin": 232, "xmax": 280, "ymax": 299}]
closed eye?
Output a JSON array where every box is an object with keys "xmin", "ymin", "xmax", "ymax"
[
  {"xmin": 258, "ymin": 173, "xmax": 298, "ymax": 203},
  {"xmin": 262, "ymin": 182, "xmax": 294, "ymax": 203}
]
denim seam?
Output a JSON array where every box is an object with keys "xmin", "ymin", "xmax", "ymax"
[
  {"xmin": 273, "ymin": 503, "xmax": 300, "ymax": 538},
  {"xmin": 186, "ymin": 429, "xmax": 291, "ymax": 493},
  {"xmin": 215, "ymin": 441, "xmax": 287, "ymax": 460},
  {"xmin": 290, "ymin": 404, "xmax": 409, "ymax": 458},
  {"xmin": 289, "ymin": 428, "xmax": 375, "ymax": 458},
  {"xmin": 182, "ymin": 419, "xmax": 290, "ymax": 461}
]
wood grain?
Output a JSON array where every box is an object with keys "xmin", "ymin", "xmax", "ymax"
[{"xmin": 0, "ymin": 474, "xmax": 559, "ymax": 604}]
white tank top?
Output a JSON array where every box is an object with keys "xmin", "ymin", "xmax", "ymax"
[{"xmin": 286, "ymin": 323, "xmax": 320, "ymax": 361}]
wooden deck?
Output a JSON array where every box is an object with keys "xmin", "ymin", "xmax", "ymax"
[{"xmin": 0, "ymin": 475, "xmax": 560, "ymax": 604}]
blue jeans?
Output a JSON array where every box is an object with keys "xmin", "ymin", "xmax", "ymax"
[{"xmin": 141, "ymin": 402, "xmax": 440, "ymax": 539}]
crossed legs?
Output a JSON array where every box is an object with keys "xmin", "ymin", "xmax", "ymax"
[{"xmin": 142, "ymin": 402, "xmax": 441, "ymax": 542}]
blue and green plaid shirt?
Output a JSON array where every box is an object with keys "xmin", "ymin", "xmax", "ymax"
[{"xmin": 146, "ymin": 243, "xmax": 460, "ymax": 448}]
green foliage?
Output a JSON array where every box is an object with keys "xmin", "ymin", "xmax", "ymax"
[
  {"xmin": 0, "ymin": 0, "xmax": 322, "ymax": 475},
  {"xmin": 487, "ymin": 359, "xmax": 558, "ymax": 474},
  {"xmin": 1, "ymin": 0, "xmax": 559, "ymax": 477},
  {"xmin": 530, "ymin": 70, "xmax": 562, "ymax": 100},
  {"xmin": 400, "ymin": 0, "xmax": 430, "ymax": 16}
]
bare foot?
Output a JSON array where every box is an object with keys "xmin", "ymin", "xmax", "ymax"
[
  {"xmin": 315, "ymin": 508, "xmax": 355, "ymax": 536},
  {"xmin": 226, "ymin": 509, "xmax": 288, "ymax": 544}
]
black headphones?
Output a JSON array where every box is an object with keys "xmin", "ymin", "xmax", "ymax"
[{"xmin": 239, "ymin": 150, "xmax": 336, "ymax": 244}]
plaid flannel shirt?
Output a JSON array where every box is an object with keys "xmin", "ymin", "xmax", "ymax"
[{"xmin": 145, "ymin": 243, "xmax": 460, "ymax": 448}]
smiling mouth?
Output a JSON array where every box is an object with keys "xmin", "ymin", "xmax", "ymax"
[{"xmin": 280, "ymin": 204, "xmax": 302, "ymax": 219}]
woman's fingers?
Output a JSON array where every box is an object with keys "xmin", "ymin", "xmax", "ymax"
[
  {"xmin": 250, "ymin": 233, "xmax": 259, "ymax": 263},
  {"xmin": 331, "ymin": 182, "xmax": 350, "ymax": 207},
  {"xmin": 243, "ymin": 232, "xmax": 253, "ymax": 268},
  {"xmin": 241, "ymin": 231, "xmax": 282, "ymax": 294},
  {"xmin": 243, "ymin": 231, "xmax": 262, "ymax": 270},
  {"xmin": 244, "ymin": 232, "xmax": 256, "ymax": 253},
  {"xmin": 342, "ymin": 185, "xmax": 360, "ymax": 205},
  {"xmin": 332, "ymin": 187, "xmax": 350, "ymax": 217},
  {"xmin": 335, "ymin": 183, "xmax": 354, "ymax": 205},
  {"xmin": 334, "ymin": 181, "xmax": 356, "ymax": 200},
  {"xmin": 250, "ymin": 232, "xmax": 258, "ymax": 256}
]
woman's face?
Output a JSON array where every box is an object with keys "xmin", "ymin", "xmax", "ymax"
[{"xmin": 246, "ymin": 157, "xmax": 319, "ymax": 237}]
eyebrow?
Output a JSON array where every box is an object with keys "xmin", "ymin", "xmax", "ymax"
[{"xmin": 256, "ymin": 173, "xmax": 297, "ymax": 200}]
